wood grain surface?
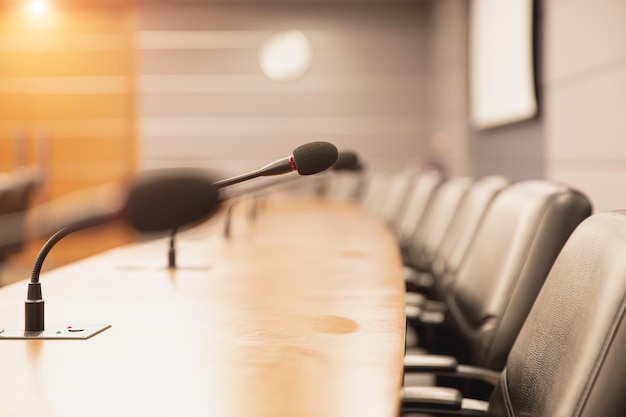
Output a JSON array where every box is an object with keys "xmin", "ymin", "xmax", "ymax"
[{"xmin": 0, "ymin": 197, "xmax": 406, "ymax": 417}]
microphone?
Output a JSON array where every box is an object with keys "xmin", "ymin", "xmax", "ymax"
[
  {"xmin": 333, "ymin": 151, "xmax": 362, "ymax": 172},
  {"xmin": 16, "ymin": 168, "xmax": 221, "ymax": 338},
  {"xmin": 0, "ymin": 169, "xmax": 219, "ymax": 247},
  {"xmin": 123, "ymin": 168, "xmax": 220, "ymax": 232},
  {"xmin": 213, "ymin": 141, "xmax": 337, "ymax": 239},
  {"xmin": 214, "ymin": 141, "xmax": 339, "ymax": 188},
  {"xmin": 317, "ymin": 151, "xmax": 363, "ymax": 198}
]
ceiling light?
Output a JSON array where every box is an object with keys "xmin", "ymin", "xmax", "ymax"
[{"xmin": 258, "ymin": 30, "xmax": 313, "ymax": 82}]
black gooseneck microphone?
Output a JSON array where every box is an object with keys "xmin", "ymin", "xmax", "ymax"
[
  {"xmin": 23, "ymin": 168, "xmax": 221, "ymax": 334},
  {"xmin": 214, "ymin": 141, "xmax": 338, "ymax": 238},
  {"xmin": 221, "ymin": 148, "xmax": 356, "ymax": 203},
  {"xmin": 213, "ymin": 141, "xmax": 339, "ymax": 189}
]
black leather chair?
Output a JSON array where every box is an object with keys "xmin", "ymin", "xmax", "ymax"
[
  {"xmin": 404, "ymin": 176, "xmax": 473, "ymax": 274},
  {"xmin": 402, "ymin": 210, "xmax": 626, "ymax": 417},
  {"xmin": 422, "ymin": 176, "xmax": 509, "ymax": 301},
  {"xmin": 393, "ymin": 170, "xmax": 443, "ymax": 251},
  {"xmin": 326, "ymin": 170, "xmax": 365, "ymax": 201},
  {"xmin": 378, "ymin": 169, "xmax": 420, "ymax": 229},
  {"xmin": 405, "ymin": 180, "xmax": 592, "ymax": 380},
  {"xmin": 403, "ymin": 176, "xmax": 509, "ymax": 348}
]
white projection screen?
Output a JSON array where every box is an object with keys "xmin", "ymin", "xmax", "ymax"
[{"xmin": 469, "ymin": 0, "xmax": 537, "ymax": 130}]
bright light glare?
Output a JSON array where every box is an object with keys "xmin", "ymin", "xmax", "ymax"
[
  {"xmin": 27, "ymin": 0, "xmax": 50, "ymax": 17},
  {"xmin": 258, "ymin": 30, "xmax": 313, "ymax": 82}
]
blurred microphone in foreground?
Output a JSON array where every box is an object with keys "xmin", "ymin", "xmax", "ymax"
[{"xmin": 21, "ymin": 168, "xmax": 222, "ymax": 334}]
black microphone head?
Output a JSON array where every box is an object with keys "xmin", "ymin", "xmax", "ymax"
[
  {"xmin": 291, "ymin": 141, "xmax": 339, "ymax": 175},
  {"xmin": 124, "ymin": 169, "xmax": 221, "ymax": 232},
  {"xmin": 333, "ymin": 151, "xmax": 360, "ymax": 171}
]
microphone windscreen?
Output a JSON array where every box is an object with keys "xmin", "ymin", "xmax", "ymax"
[
  {"xmin": 292, "ymin": 141, "xmax": 339, "ymax": 175},
  {"xmin": 124, "ymin": 169, "xmax": 221, "ymax": 232},
  {"xmin": 333, "ymin": 151, "xmax": 359, "ymax": 171}
]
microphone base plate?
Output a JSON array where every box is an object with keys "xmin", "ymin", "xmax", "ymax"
[{"xmin": 0, "ymin": 324, "xmax": 110, "ymax": 340}]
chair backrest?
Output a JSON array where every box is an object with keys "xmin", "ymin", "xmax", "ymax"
[
  {"xmin": 439, "ymin": 180, "xmax": 592, "ymax": 371},
  {"xmin": 358, "ymin": 172, "xmax": 391, "ymax": 217},
  {"xmin": 326, "ymin": 172, "xmax": 365, "ymax": 201},
  {"xmin": 377, "ymin": 169, "xmax": 418, "ymax": 228},
  {"xmin": 406, "ymin": 176, "xmax": 473, "ymax": 272},
  {"xmin": 394, "ymin": 170, "xmax": 443, "ymax": 248},
  {"xmin": 0, "ymin": 167, "xmax": 40, "ymax": 260},
  {"xmin": 429, "ymin": 175, "xmax": 509, "ymax": 300},
  {"xmin": 487, "ymin": 210, "xmax": 626, "ymax": 417}
]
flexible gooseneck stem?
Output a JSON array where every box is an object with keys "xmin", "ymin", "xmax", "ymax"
[
  {"xmin": 213, "ymin": 157, "xmax": 294, "ymax": 189},
  {"xmin": 168, "ymin": 227, "xmax": 178, "ymax": 269},
  {"xmin": 214, "ymin": 170, "xmax": 262, "ymax": 189},
  {"xmin": 25, "ymin": 221, "xmax": 95, "ymax": 332}
]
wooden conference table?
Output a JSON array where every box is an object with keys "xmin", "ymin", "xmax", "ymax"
[{"xmin": 0, "ymin": 197, "xmax": 406, "ymax": 417}]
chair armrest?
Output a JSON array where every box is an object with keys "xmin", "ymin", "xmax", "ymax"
[
  {"xmin": 404, "ymin": 354, "xmax": 458, "ymax": 372},
  {"xmin": 404, "ymin": 354, "xmax": 501, "ymax": 386},
  {"xmin": 404, "ymin": 267, "xmax": 435, "ymax": 290},
  {"xmin": 406, "ymin": 306, "xmax": 446, "ymax": 325},
  {"xmin": 406, "ymin": 291, "xmax": 426, "ymax": 306},
  {"xmin": 402, "ymin": 386, "xmax": 489, "ymax": 416},
  {"xmin": 401, "ymin": 386, "xmax": 462, "ymax": 411}
]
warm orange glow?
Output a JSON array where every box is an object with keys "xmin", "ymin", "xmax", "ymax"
[
  {"xmin": 0, "ymin": 5, "xmax": 138, "ymax": 269},
  {"xmin": 26, "ymin": 0, "xmax": 50, "ymax": 18}
]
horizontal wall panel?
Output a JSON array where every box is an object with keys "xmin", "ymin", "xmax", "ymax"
[
  {"xmin": 45, "ymin": 173, "xmax": 135, "ymax": 197},
  {"xmin": 139, "ymin": 49, "xmax": 259, "ymax": 74},
  {"xmin": 140, "ymin": 134, "xmax": 424, "ymax": 159},
  {"xmin": 0, "ymin": 95, "xmax": 131, "ymax": 119},
  {"xmin": 140, "ymin": 91, "xmax": 426, "ymax": 118},
  {"xmin": 138, "ymin": 47, "xmax": 425, "ymax": 75},
  {"xmin": 138, "ymin": 4, "xmax": 428, "ymax": 31},
  {"xmin": 48, "ymin": 161, "xmax": 131, "ymax": 180},
  {"xmin": 311, "ymin": 48, "xmax": 425, "ymax": 74},
  {"xmin": 50, "ymin": 137, "xmax": 133, "ymax": 162},
  {"xmin": 140, "ymin": 116, "xmax": 422, "ymax": 137},
  {"xmin": 0, "ymin": 51, "xmax": 132, "ymax": 77},
  {"xmin": 137, "ymin": 29, "xmax": 426, "ymax": 74},
  {"xmin": 136, "ymin": 30, "xmax": 267, "ymax": 49},
  {"xmin": 0, "ymin": 119, "xmax": 130, "ymax": 140},
  {"xmin": 0, "ymin": 33, "xmax": 129, "ymax": 51},
  {"xmin": 138, "ymin": 29, "xmax": 425, "ymax": 50},
  {"xmin": 139, "ymin": 74, "xmax": 424, "ymax": 94},
  {"xmin": 0, "ymin": 76, "xmax": 130, "ymax": 95}
]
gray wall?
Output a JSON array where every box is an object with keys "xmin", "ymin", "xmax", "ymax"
[
  {"xmin": 471, "ymin": 119, "xmax": 544, "ymax": 181},
  {"xmin": 136, "ymin": 0, "xmax": 626, "ymax": 214},
  {"xmin": 426, "ymin": 0, "xmax": 471, "ymax": 177},
  {"xmin": 136, "ymin": 3, "xmax": 432, "ymax": 177},
  {"xmin": 544, "ymin": 0, "xmax": 626, "ymax": 212}
]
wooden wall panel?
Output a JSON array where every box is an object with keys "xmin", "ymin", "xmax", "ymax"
[{"xmin": 0, "ymin": 4, "xmax": 138, "ymax": 279}]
